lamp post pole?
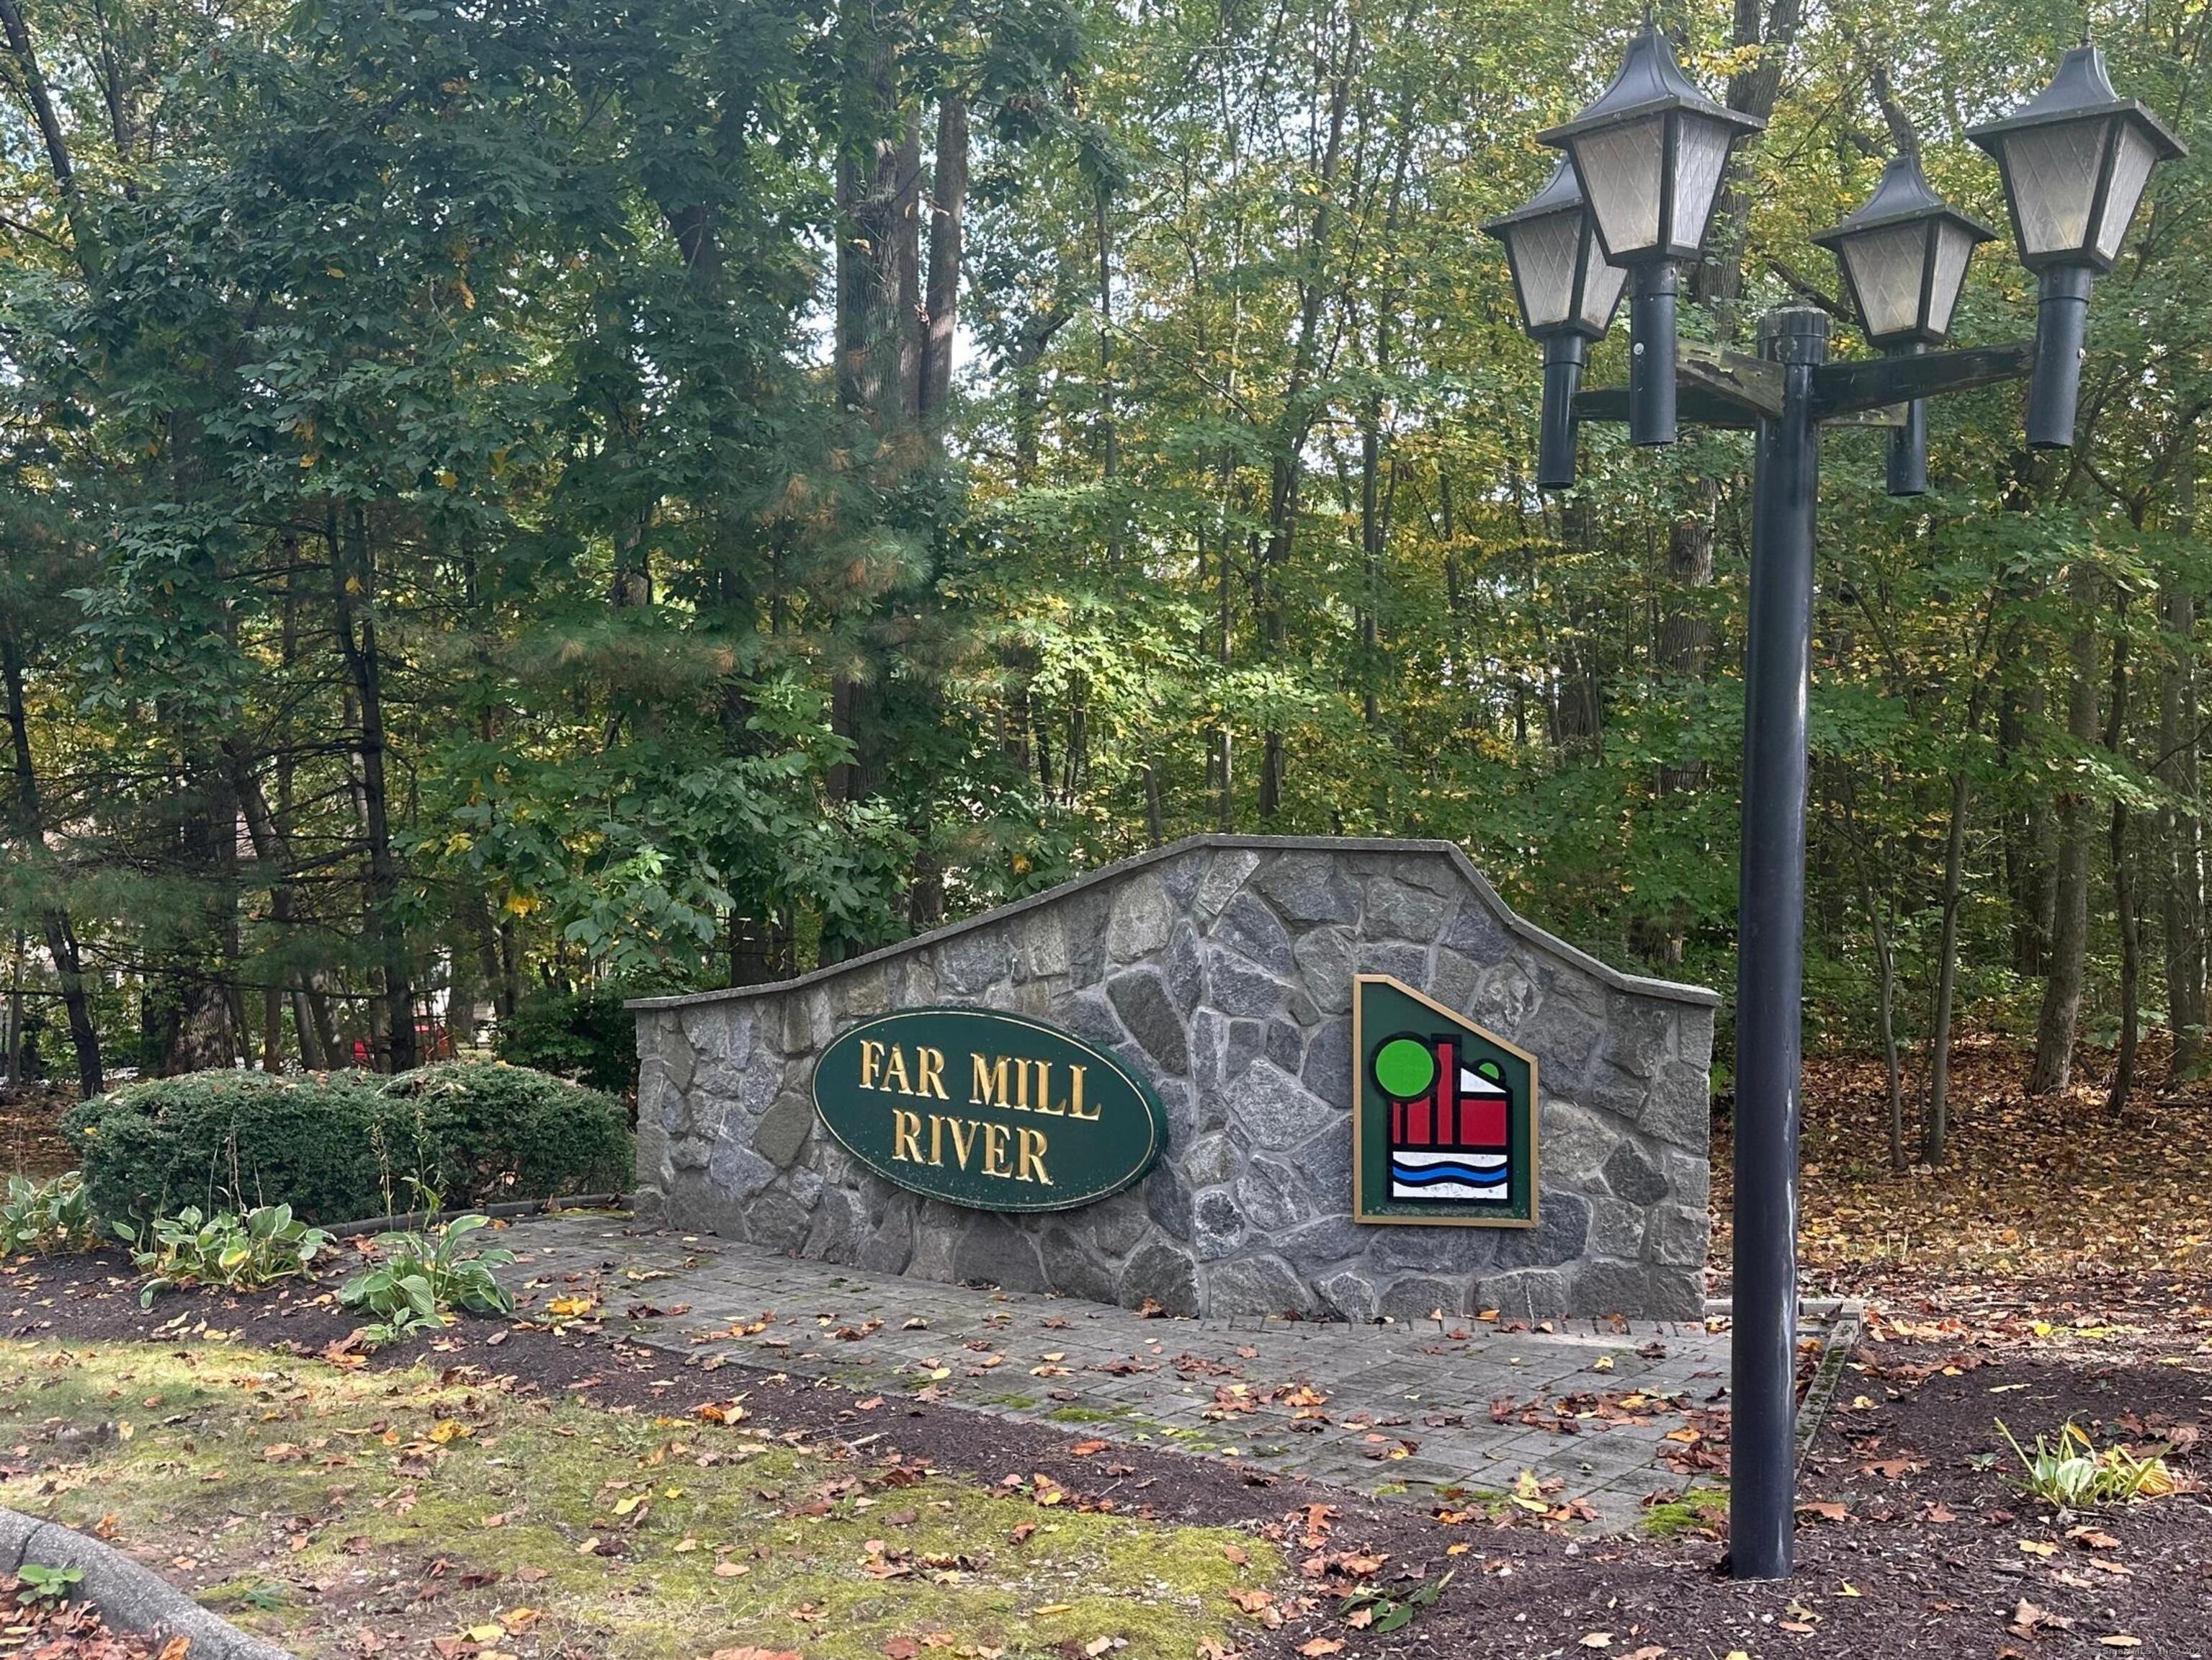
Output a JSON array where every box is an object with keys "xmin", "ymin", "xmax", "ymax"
[
  {"xmin": 1731, "ymin": 306, "xmax": 1827, "ymax": 1580},
  {"xmin": 1494, "ymin": 23, "xmax": 2180, "ymax": 1588}
]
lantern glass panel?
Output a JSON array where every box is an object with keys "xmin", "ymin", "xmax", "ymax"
[
  {"xmin": 1926, "ymin": 219, "xmax": 1976, "ymax": 336},
  {"xmin": 2095, "ymin": 122, "xmax": 2158, "ymax": 259},
  {"xmin": 1667, "ymin": 114, "xmax": 1736, "ymax": 250},
  {"xmin": 1508, "ymin": 210, "xmax": 1582, "ymax": 331},
  {"xmin": 2003, "ymin": 120, "xmax": 2110, "ymax": 255},
  {"xmin": 1577, "ymin": 226, "xmax": 1629, "ymax": 333},
  {"xmin": 1842, "ymin": 221, "xmax": 1931, "ymax": 341},
  {"xmin": 1573, "ymin": 116, "xmax": 1665, "ymax": 256}
]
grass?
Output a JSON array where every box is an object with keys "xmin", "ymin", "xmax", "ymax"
[{"xmin": 0, "ymin": 1339, "xmax": 1282, "ymax": 1660}]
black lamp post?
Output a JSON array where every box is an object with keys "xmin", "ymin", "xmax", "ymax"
[
  {"xmin": 1502, "ymin": 27, "xmax": 2183, "ymax": 1585},
  {"xmin": 1969, "ymin": 44, "xmax": 2184, "ymax": 447},
  {"xmin": 1482, "ymin": 162, "xmax": 1628, "ymax": 489},
  {"xmin": 1536, "ymin": 20, "xmax": 1763, "ymax": 445},
  {"xmin": 1811, "ymin": 153, "xmax": 1994, "ymax": 494}
]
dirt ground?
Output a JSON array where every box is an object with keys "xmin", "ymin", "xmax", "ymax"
[{"xmin": 1, "ymin": 1043, "xmax": 2207, "ymax": 1659}]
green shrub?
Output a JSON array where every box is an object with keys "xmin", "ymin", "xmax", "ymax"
[
  {"xmin": 61, "ymin": 1071, "xmax": 432, "ymax": 1228},
  {"xmin": 339, "ymin": 1211, "xmax": 516, "ymax": 1345},
  {"xmin": 0, "ymin": 1172, "xmax": 94, "ymax": 1256},
  {"xmin": 493, "ymin": 981, "xmax": 645, "ymax": 1096},
  {"xmin": 382, "ymin": 1061, "xmax": 632, "ymax": 1204},
  {"xmin": 61, "ymin": 1063, "xmax": 631, "ymax": 1231},
  {"xmin": 127, "ymin": 1202, "xmax": 335, "ymax": 1306}
]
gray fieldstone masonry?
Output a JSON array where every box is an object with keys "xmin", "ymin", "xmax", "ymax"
[{"xmin": 629, "ymin": 836, "xmax": 1719, "ymax": 1321}]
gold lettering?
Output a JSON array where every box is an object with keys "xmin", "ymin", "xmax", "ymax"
[
  {"xmin": 983, "ymin": 1122, "xmax": 1013, "ymax": 1178},
  {"xmin": 892, "ymin": 1110, "xmax": 924, "ymax": 1163},
  {"xmin": 1067, "ymin": 1063, "xmax": 1098, "ymax": 1120},
  {"xmin": 1017, "ymin": 1127, "xmax": 1052, "ymax": 1185},
  {"xmin": 916, "ymin": 1046, "xmax": 950, "ymax": 1100},
  {"xmin": 929, "ymin": 1113, "xmax": 945, "ymax": 1166},
  {"xmin": 970, "ymin": 1053, "xmax": 1009, "ymax": 1107},
  {"xmin": 882, "ymin": 1044, "xmax": 914, "ymax": 1095},
  {"xmin": 1013, "ymin": 1055, "xmax": 1031, "ymax": 1111},
  {"xmin": 945, "ymin": 1117, "xmax": 980, "ymax": 1169},
  {"xmin": 859, "ymin": 1040, "xmax": 885, "ymax": 1091}
]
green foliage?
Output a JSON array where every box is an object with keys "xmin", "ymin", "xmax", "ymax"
[
  {"xmin": 63, "ymin": 1072, "xmax": 426, "ymax": 1230},
  {"xmin": 1338, "ymin": 1568, "xmax": 1454, "ymax": 1634},
  {"xmin": 127, "ymin": 1203, "xmax": 335, "ymax": 1306},
  {"xmin": 1997, "ymin": 1420, "xmax": 2180, "ymax": 1509},
  {"xmin": 380, "ymin": 1062, "xmax": 632, "ymax": 1205},
  {"xmin": 338, "ymin": 1213, "xmax": 516, "ymax": 1345},
  {"xmin": 0, "ymin": 1172, "xmax": 95, "ymax": 1257},
  {"xmin": 12, "ymin": 1566, "xmax": 81, "ymax": 1608},
  {"xmin": 495, "ymin": 983, "xmax": 650, "ymax": 1096},
  {"xmin": 62, "ymin": 1065, "xmax": 630, "ymax": 1231},
  {"xmin": 0, "ymin": 0, "xmax": 2206, "ymax": 1172}
]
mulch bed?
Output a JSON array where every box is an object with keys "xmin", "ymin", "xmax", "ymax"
[{"xmin": 3, "ymin": 1244, "xmax": 2207, "ymax": 1659}]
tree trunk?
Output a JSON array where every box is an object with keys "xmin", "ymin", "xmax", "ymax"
[
  {"xmin": 2108, "ymin": 596, "xmax": 2139, "ymax": 1113},
  {"xmin": 0, "ymin": 0, "xmax": 100, "ymax": 274},
  {"xmin": 331, "ymin": 506, "xmax": 418, "ymax": 1073},
  {"xmin": 918, "ymin": 92, "xmax": 967, "ymax": 432},
  {"xmin": 2028, "ymin": 565, "xmax": 2101, "ymax": 1095},
  {"xmin": 1256, "ymin": 15, "xmax": 1354, "ymax": 818},
  {"xmin": 1923, "ymin": 767, "xmax": 1970, "ymax": 1163},
  {"xmin": 1, "ymin": 631, "xmax": 101, "ymax": 1100},
  {"xmin": 2159, "ymin": 468, "xmax": 2206, "ymax": 1081}
]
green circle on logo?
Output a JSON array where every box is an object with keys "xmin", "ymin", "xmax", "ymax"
[{"xmin": 1374, "ymin": 1038, "xmax": 1436, "ymax": 1099}]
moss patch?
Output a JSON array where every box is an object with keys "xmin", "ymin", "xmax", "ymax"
[
  {"xmin": 0, "ymin": 1340, "xmax": 1282, "ymax": 1660},
  {"xmin": 1638, "ymin": 1486, "xmax": 1729, "ymax": 1538}
]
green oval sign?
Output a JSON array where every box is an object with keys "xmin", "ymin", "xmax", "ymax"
[{"xmin": 812, "ymin": 1007, "xmax": 1168, "ymax": 1213}]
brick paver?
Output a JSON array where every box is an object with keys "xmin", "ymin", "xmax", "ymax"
[{"xmin": 494, "ymin": 1214, "xmax": 1783, "ymax": 1532}]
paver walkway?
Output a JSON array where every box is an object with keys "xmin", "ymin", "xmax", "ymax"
[{"xmin": 493, "ymin": 1214, "xmax": 1772, "ymax": 1532}]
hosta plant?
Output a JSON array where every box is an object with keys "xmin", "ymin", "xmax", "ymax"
[
  {"xmin": 126, "ymin": 1203, "xmax": 335, "ymax": 1306},
  {"xmin": 0, "ymin": 1172, "xmax": 94, "ymax": 1256},
  {"xmin": 1997, "ymin": 1419, "xmax": 2180, "ymax": 1509},
  {"xmin": 339, "ymin": 1213, "xmax": 515, "ymax": 1346}
]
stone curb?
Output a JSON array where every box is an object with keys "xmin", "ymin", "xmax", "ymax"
[
  {"xmin": 0, "ymin": 1507, "xmax": 298, "ymax": 1660},
  {"xmin": 323, "ymin": 1192, "xmax": 629, "ymax": 1239}
]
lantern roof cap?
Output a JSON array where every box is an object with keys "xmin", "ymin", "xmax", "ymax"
[
  {"xmin": 1966, "ymin": 45, "xmax": 2184, "ymax": 161},
  {"xmin": 1481, "ymin": 159, "xmax": 1588, "ymax": 237},
  {"xmin": 1811, "ymin": 152, "xmax": 1995, "ymax": 250},
  {"xmin": 1536, "ymin": 21, "xmax": 1765, "ymax": 149}
]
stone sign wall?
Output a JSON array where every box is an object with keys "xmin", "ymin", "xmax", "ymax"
[{"xmin": 630, "ymin": 836, "xmax": 1719, "ymax": 1321}]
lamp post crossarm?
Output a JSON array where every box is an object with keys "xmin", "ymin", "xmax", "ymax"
[
  {"xmin": 1809, "ymin": 340, "xmax": 2034, "ymax": 420},
  {"xmin": 1571, "ymin": 337, "xmax": 2035, "ymax": 435},
  {"xmin": 1682, "ymin": 341, "xmax": 1786, "ymax": 417}
]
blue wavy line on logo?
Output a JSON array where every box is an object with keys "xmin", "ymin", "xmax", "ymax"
[{"xmin": 1389, "ymin": 1162, "xmax": 1510, "ymax": 1187}]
